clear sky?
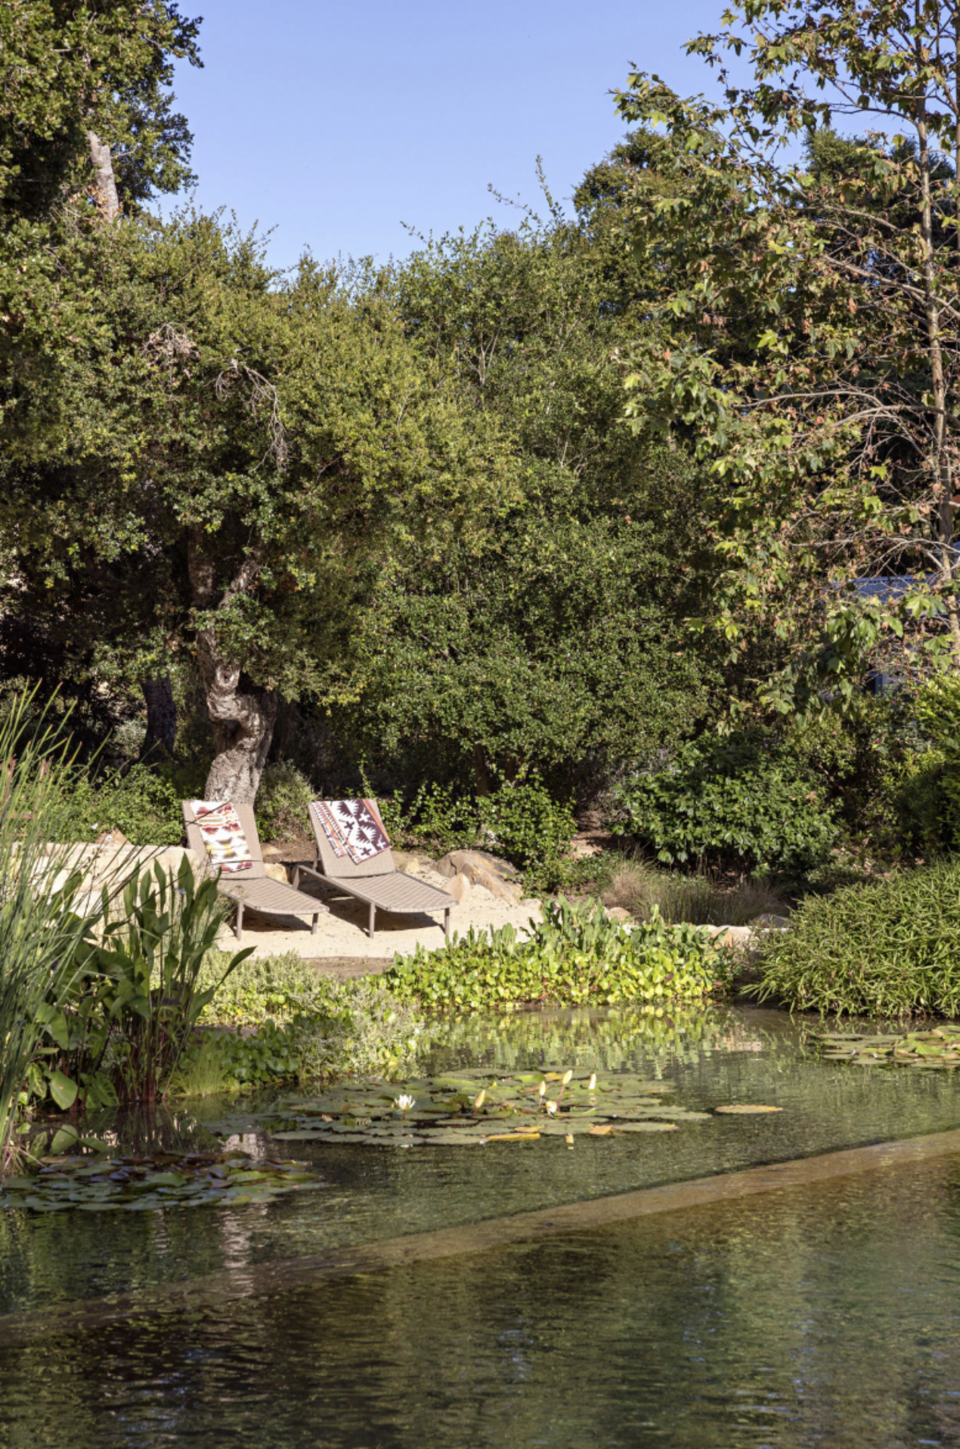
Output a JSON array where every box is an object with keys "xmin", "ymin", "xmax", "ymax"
[{"xmin": 167, "ymin": 0, "xmax": 740, "ymax": 272}]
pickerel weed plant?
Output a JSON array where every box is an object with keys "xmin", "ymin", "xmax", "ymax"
[{"xmin": 385, "ymin": 896, "xmax": 729, "ymax": 1013}]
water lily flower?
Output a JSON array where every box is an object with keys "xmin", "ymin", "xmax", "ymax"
[
  {"xmin": 557, "ymin": 1068, "xmax": 574, "ymax": 1105},
  {"xmin": 538, "ymin": 1080, "xmax": 547, "ymax": 1099},
  {"xmin": 473, "ymin": 1089, "xmax": 486, "ymax": 1114},
  {"xmin": 395, "ymin": 1095, "xmax": 416, "ymax": 1114},
  {"xmin": 587, "ymin": 1073, "xmax": 597, "ymax": 1091},
  {"xmin": 545, "ymin": 1100, "xmax": 558, "ymax": 1115}
]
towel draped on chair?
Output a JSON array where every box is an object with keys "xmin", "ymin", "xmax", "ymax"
[
  {"xmin": 188, "ymin": 800, "xmax": 254, "ymax": 874},
  {"xmin": 310, "ymin": 799, "xmax": 390, "ymax": 865}
]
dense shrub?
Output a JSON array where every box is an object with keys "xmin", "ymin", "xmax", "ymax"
[
  {"xmin": 254, "ymin": 761, "xmax": 315, "ymax": 841},
  {"xmin": 377, "ymin": 775, "xmax": 576, "ymax": 890},
  {"xmin": 384, "ymin": 897, "xmax": 729, "ymax": 1012},
  {"xmin": 58, "ymin": 763, "xmax": 183, "ymax": 845},
  {"xmin": 754, "ymin": 859, "xmax": 960, "ymax": 1016},
  {"xmin": 609, "ymin": 731, "xmax": 838, "ymax": 872}
]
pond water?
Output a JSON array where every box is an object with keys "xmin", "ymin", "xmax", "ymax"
[{"xmin": 2, "ymin": 1005, "xmax": 960, "ymax": 1447}]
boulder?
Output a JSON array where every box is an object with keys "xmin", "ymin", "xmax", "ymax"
[
  {"xmin": 605, "ymin": 906, "xmax": 633, "ymax": 924},
  {"xmin": 262, "ymin": 861, "xmax": 290, "ymax": 884},
  {"xmin": 444, "ymin": 871, "xmax": 472, "ymax": 904},
  {"xmin": 707, "ymin": 924, "xmax": 754, "ymax": 949},
  {"xmin": 436, "ymin": 849, "xmax": 523, "ymax": 903}
]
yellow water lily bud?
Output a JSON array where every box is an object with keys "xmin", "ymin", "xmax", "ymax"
[
  {"xmin": 538, "ymin": 1080, "xmax": 547, "ymax": 1098},
  {"xmin": 561, "ymin": 1070, "xmax": 573, "ymax": 1086},
  {"xmin": 474, "ymin": 1089, "xmax": 486, "ymax": 1111},
  {"xmin": 587, "ymin": 1073, "xmax": 597, "ymax": 1091}
]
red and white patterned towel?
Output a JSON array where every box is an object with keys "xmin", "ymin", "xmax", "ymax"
[
  {"xmin": 188, "ymin": 800, "xmax": 254, "ymax": 874},
  {"xmin": 311, "ymin": 799, "xmax": 390, "ymax": 865}
]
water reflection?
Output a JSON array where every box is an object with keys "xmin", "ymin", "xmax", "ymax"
[{"xmin": 2, "ymin": 1163, "xmax": 960, "ymax": 1447}]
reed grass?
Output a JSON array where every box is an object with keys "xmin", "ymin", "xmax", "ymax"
[
  {"xmin": 0, "ymin": 694, "xmax": 96, "ymax": 1176},
  {"xmin": 603, "ymin": 858, "xmax": 787, "ymax": 927}
]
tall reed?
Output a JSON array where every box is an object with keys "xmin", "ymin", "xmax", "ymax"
[{"xmin": 0, "ymin": 694, "xmax": 93, "ymax": 1176}]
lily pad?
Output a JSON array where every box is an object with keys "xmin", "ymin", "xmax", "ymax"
[
  {"xmin": 0, "ymin": 1149, "xmax": 324, "ymax": 1214},
  {"xmin": 714, "ymin": 1104, "xmax": 783, "ymax": 1114}
]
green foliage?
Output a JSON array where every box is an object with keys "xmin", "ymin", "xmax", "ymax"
[
  {"xmin": 384, "ymin": 897, "xmax": 729, "ymax": 1013},
  {"xmin": 195, "ymin": 950, "xmax": 323, "ymax": 1027},
  {"xmin": 333, "ymin": 221, "xmax": 721, "ymax": 796},
  {"xmin": 56, "ymin": 763, "xmax": 183, "ymax": 846},
  {"xmin": 28, "ymin": 858, "xmax": 250, "ymax": 1111},
  {"xmin": 377, "ymin": 775, "xmax": 575, "ymax": 890},
  {"xmin": 188, "ymin": 953, "xmax": 426, "ymax": 1087},
  {"xmin": 753, "ymin": 859, "xmax": 960, "ymax": 1017},
  {"xmin": 254, "ymin": 761, "xmax": 314, "ymax": 842},
  {"xmin": 0, "ymin": 694, "xmax": 95, "ymax": 1176},
  {"xmin": 609, "ymin": 731, "xmax": 838, "ymax": 872}
]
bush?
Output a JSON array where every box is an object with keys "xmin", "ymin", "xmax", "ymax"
[
  {"xmin": 384, "ymin": 896, "xmax": 730, "ymax": 1012},
  {"xmin": 376, "ymin": 775, "xmax": 576, "ymax": 890},
  {"xmin": 753, "ymin": 859, "xmax": 960, "ymax": 1016},
  {"xmin": 58, "ymin": 763, "xmax": 183, "ymax": 845},
  {"xmin": 254, "ymin": 761, "xmax": 315, "ymax": 842},
  {"xmin": 608, "ymin": 730, "xmax": 838, "ymax": 873},
  {"xmin": 188, "ymin": 952, "xmax": 427, "ymax": 1087}
]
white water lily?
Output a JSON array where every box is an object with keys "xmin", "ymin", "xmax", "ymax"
[
  {"xmin": 538, "ymin": 1080, "xmax": 547, "ymax": 1098},
  {"xmin": 395, "ymin": 1095, "xmax": 416, "ymax": 1113},
  {"xmin": 587, "ymin": 1073, "xmax": 597, "ymax": 1091},
  {"xmin": 544, "ymin": 1099, "xmax": 558, "ymax": 1115}
]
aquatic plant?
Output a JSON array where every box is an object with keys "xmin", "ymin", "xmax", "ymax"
[
  {"xmin": 0, "ymin": 694, "xmax": 101, "ymax": 1177},
  {"xmin": 27, "ymin": 857, "xmax": 252, "ymax": 1110},
  {"xmin": 256, "ymin": 1068, "xmax": 718, "ymax": 1147},
  {"xmin": 0, "ymin": 1146, "xmax": 322, "ymax": 1213},
  {"xmin": 385, "ymin": 897, "xmax": 729, "ymax": 1013}
]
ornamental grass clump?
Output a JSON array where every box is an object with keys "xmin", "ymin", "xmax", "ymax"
[
  {"xmin": 753, "ymin": 859, "xmax": 960, "ymax": 1017},
  {"xmin": 384, "ymin": 897, "xmax": 729, "ymax": 1013},
  {"xmin": 0, "ymin": 695, "xmax": 96, "ymax": 1176}
]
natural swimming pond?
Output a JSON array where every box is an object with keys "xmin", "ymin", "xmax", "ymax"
[{"xmin": 2, "ymin": 1005, "xmax": 960, "ymax": 1447}]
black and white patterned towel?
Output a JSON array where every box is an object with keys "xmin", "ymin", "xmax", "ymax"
[{"xmin": 311, "ymin": 799, "xmax": 391, "ymax": 865}]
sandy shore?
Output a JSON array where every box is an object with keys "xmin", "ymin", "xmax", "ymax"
[{"xmin": 214, "ymin": 876, "xmax": 542, "ymax": 963}]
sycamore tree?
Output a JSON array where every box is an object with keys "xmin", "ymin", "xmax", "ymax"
[{"xmin": 614, "ymin": 0, "xmax": 960, "ymax": 710}]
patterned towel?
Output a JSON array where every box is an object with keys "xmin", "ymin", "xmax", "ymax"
[
  {"xmin": 311, "ymin": 799, "xmax": 391, "ymax": 865},
  {"xmin": 188, "ymin": 800, "xmax": 254, "ymax": 874}
]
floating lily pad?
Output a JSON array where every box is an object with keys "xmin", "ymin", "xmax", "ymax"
[
  {"xmin": 810, "ymin": 1025, "xmax": 960, "ymax": 1070},
  {"xmin": 0, "ymin": 1150, "xmax": 323, "ymax": 1214},
  {"xmin": 714, "ymin": 1104, "xmax": 783, "ymax": 1114},
  {"xmin": 233, "ymin": 1070, "xmax": 712, "ymax": 1150}
]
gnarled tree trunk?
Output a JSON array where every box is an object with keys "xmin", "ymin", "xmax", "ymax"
[
  {"xmin": 86, "ymin": 130, "xmax": 120, "ymax": 220},
  {"xmin": 188, "ymin": 537, "xmax": 277, "ymax": 804},
  {"xmin": 140, "ymin": 674, "xmax": 177, "ymax": 759}
]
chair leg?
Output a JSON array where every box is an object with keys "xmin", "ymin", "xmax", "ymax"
[
  {"xmin": 235, "ymin": 901, "xmax": 244, "ymax": 941},
  {"xmin": 293, "ymin": 865, "xmax": 300, "ymax": 889},
  {"xmin": 368, "ymin": 901, "xmax": 375, "ymax": 939},
  {"xmin": 444, "ymin": 908, "xmax": 451, "ymax": 941},
  {"xmin": 311, "ymin": 912, "xmax": 319, "ymax": 935}
]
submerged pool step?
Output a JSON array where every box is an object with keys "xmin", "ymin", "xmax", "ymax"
[{"xmin": 4, "ymin": 1124, "xmax": 960, "ymax": 1349}]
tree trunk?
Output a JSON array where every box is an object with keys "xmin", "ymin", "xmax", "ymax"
[
  {"xmin": 188, "ymin": 536, "xmax": 277, "ymax": 804},
  {"xmin": 140, "ymin": 675, "xmax": 177, "ymax": 760},
  {"xmin": 86, "ymin": 130, "xmax": 120, "ymax": 220}
]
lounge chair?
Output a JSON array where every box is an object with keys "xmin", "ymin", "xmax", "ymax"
[
  {"xmin": 182, "ymin": 801, "xmax": 328, "ymax": 941},
  {"xmin": 293, "ymin": 800, "xmax": 455, "ymax": 940}
]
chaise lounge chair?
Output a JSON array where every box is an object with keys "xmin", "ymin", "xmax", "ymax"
[
  {"xmin": 293, "ymin": 799, "xmax": 455, "ymax": 941},
  {"xmin": 182, "ymin": 801, "xmax": 328, "ymax": 941}
]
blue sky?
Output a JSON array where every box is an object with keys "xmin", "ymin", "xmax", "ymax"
[{"xmin": 168, "ymin": 1, "xmax": 740, "ymax": 272}]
